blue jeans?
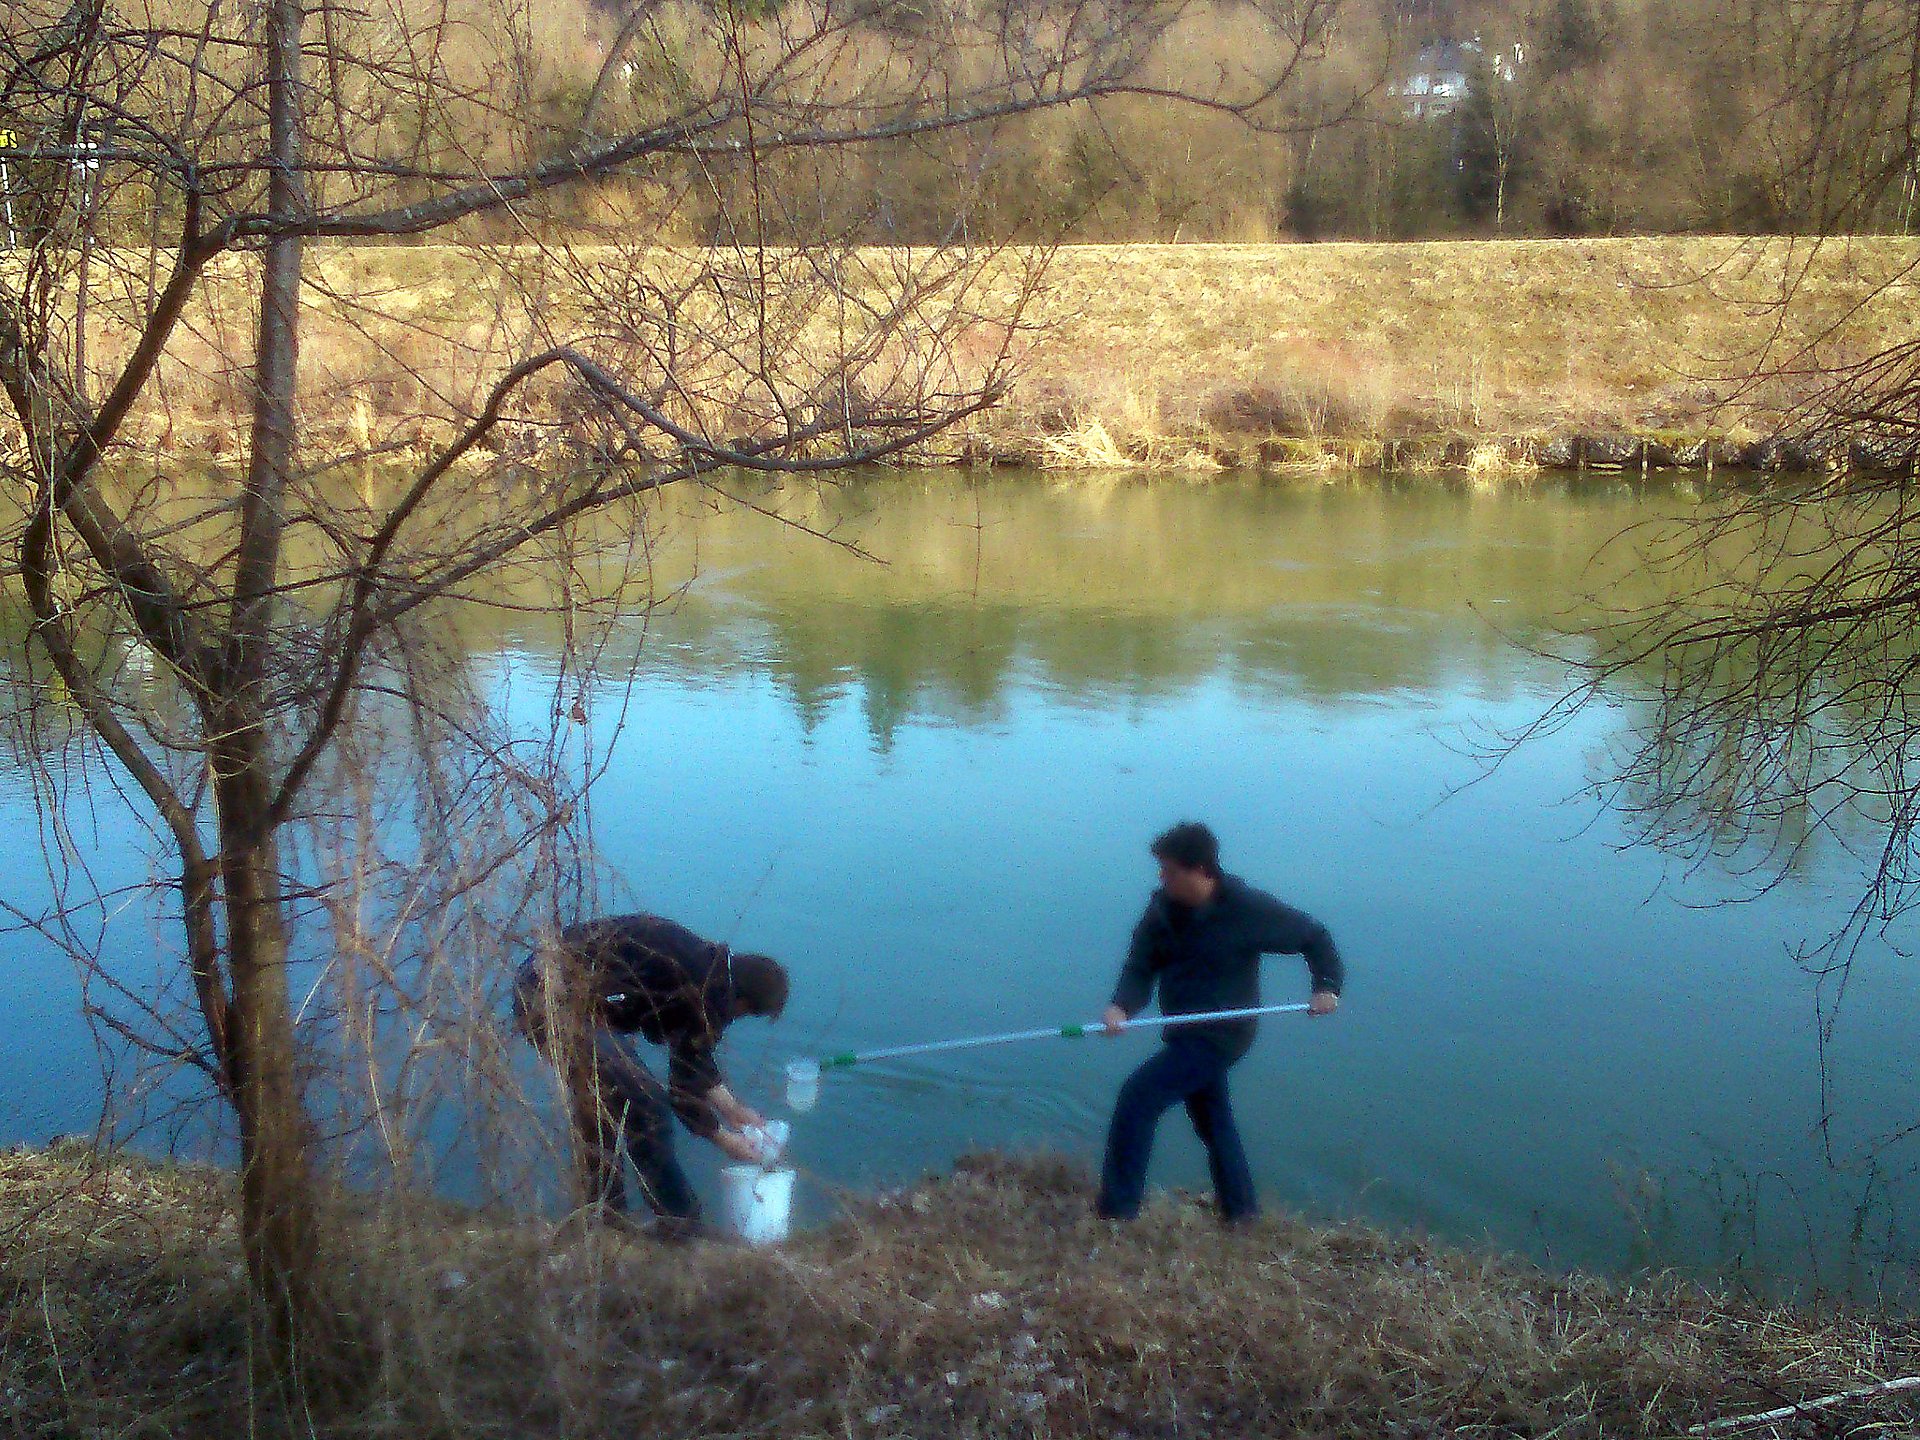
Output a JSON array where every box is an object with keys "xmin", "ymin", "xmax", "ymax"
[
  {"xmin": 1098, "ymin": 1037, "xmax": 1258, "ymax": 1222},
  {"xmin": 513, "ymin": 962, "xmax": 700, "ymax": 1220},
  {"xmin": 571, "ymin": 1027, "xmax": 702, "ymax": 1220}
]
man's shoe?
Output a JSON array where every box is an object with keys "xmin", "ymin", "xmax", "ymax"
[
  {"xmin": 597, "ymin": 1207, "xmax": 652, "ymax": 1240},
  {"xmin": 650, "ymin": 1215, "xmax": 718, "ymax": 1246}
]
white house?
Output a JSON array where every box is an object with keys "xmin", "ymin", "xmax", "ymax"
[{"xmin": 1393, "ymin": 38, "xmax": 1524, "ymax": 121}]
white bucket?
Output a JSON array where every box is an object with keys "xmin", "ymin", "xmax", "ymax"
[
  {"xmin": 785, "ymin": 1059, "xmax": 821, "ymax": 1113},
  {"xmin": 720, "ymin": 1165, "xmax": 795, "ymax": 1247}
]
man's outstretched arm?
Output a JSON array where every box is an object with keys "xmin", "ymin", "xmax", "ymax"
[
  {"xmin": 1254, "ymin": 896, "xmax": 1344, "ymax": 1015},
  {"xmin": 667, "ymin": 1042, "xmax": 763, "ymax": 1159},
  {"xmin": 1103, "ymin": 916, "xmax": 1159, "ymax": 1035}
]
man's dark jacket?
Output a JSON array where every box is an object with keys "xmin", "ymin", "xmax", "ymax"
[
  {"xmin": 517, "ymin": 913, "xmax": 734, "ymax": 1137},
  {"xmin": 1110, "ymin": 874, "xmax": 1343, "ymax": 1060}
]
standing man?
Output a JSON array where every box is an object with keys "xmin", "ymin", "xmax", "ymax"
[
  {"xmin": 513, "ymin": 913, "xmax": 789, "ymax": 1240},
  {"xmin": 1097, "ymin": 822, "xmax": 1343, "ymax": 1225}
]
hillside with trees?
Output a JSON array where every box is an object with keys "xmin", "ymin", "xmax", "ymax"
[
  {"xmin": 535, "ymin": 0, "xmax": 1920, "ymax": 241},
  {"xmin": 6, "ymin": 0, "xmax": 1903, "ymax": 247}
]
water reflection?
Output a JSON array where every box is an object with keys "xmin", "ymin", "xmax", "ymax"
[{"xmin": 482, "ymin": 475, "xmax": 1664, "ymax": 738}]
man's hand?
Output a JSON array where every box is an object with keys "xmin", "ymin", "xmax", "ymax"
[
  {"xmin": 1101, "ymin": 1004, "xmax": 1129, "ymax": 1037},
  {"xmin": 708, "ymin": 1085, "xmax": 765, "ymax": 1131},
  {"xmin": 715, "ymin": 1128, "xmax": 763, "ymax": 1164},
  {"xmin": 1309, "ymin": 990, "xmax": 1340, "ymax": 1018}
]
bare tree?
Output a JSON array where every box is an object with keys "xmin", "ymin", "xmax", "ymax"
[
  {"xmin": 0, "ymin": 0, "xmax": 1344, "ymax": 1378},
  {"xmin": 1555, "ymin": 3, "xmax": 1920, "ymax": 964}
]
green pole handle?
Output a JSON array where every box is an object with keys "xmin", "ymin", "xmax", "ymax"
[
  {"xmin": 822, "ymin": 1052, "xmax": 860, "ymax": 1069},
  {"xmin": 1059, "ymin": 1023, "xmax": 1088, "ymax": 1038}
]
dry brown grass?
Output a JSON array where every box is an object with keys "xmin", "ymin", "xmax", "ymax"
[
  {"xmin": 5, "ymin": 1143, "xmax": 1920, "ymax": 1438},
  {"xmin": 997, "ymin": 237, "xmax": 1920, "ymax": 470},
  {"xmin": 7, "ymin": 237, "xmax": 1919, "ymax": 475}
]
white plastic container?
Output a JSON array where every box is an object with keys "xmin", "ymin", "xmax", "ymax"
[
  {"xmin": 742, "ymin": 1119, "xmax": 790, "ymax": 1164},
  {"xmin": 720, "ymin": 1164, "xmax": 795, "ymax": 1247},
  {"xmin": 784, "ymin": 1059, "xmax": 821, "ymax": 1112}
]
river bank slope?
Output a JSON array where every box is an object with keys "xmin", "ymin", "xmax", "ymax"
[
  {"xmin": 9, "ymin": 237, "xmax": 1918, "ymax": 478},
  {"xmin": 997, "ymin": 238, "xmax": 1920, "ymax": 473},
  {"xmin": 5, "ymin": 1143, "xmax": 1918, "ymax": 1438}
]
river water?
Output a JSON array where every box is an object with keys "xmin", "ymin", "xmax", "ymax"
[{"xmin": 2, "ymin": 472, "xmax": 1915, "ymax": 1300}]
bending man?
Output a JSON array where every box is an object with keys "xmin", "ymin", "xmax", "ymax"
[
  {"xmin": 1098, "ymin": 822, "xmax": 1343, "ymax": 1224},
  {"xmin": 514, "ymin": 913, "xmax": 788, "ymax": 1238}
]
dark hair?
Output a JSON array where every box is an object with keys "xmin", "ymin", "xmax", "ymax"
[
  {"xmin": 1151, "ymin": 821, "xmax": 1221, "ymax": 878},
  {"xmin": 730, "ymin": 952, "xmax": 789, "ymax": 1020}
]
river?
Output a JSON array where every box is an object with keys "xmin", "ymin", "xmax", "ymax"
[{"xmin": 2, "ymin": 471, "xmax": 1914, "ymax": 1301}]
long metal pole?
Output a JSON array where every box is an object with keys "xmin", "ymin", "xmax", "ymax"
[{"xmin": 818, "ymin": 1002, "xmax": 1313, "ymax": 1069}]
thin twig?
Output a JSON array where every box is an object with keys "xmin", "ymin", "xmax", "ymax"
[{"xmin": 1689, "ymin": 1374, "xmax": 1920, "ymax": 1434}]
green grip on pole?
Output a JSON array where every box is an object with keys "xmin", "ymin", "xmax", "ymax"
[
  {"xmin": 1060, "ymin": 1023, "xmax": 1087, "ymax": 1039},
  {"xmin": 823, "ymin": 1052, "xmax": 859, "ymax": 1069}
]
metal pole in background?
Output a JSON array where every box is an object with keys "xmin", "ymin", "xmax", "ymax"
[{"xmin": 0, "ymin": 127, "xmax": 16, "ymax": 249}]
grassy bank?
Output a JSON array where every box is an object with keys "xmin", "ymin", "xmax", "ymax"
[
  {"xmin": 10, "ymin": 237, "xmax": 1919, "ymax": 477},
  {"xmin": 1001, "ymin": 238, "xmax": 1920, "ymax": 473},
  {"xmin": 5, "ymin": 1144, "xmax": 1919, "ymax": 1438}
]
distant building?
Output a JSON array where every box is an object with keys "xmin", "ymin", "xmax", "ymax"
[
  {"xmin": 1393, "ymin": 38, "xmax": 1523, "ymax": 121},
  {"xmin": 1396, "ymin": 41, "xmax": 1476, "ymax": 119}
]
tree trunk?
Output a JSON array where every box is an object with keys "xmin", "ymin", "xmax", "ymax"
[
  {"xmin": 215, "ymin": 782, "xmax": 318, "ymax": 1357},
  {"xmin": 223, "ymin": 0, "xmax": 319, "ymax": 1371}
]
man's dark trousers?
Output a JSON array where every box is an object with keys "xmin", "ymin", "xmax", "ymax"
[
  {"xmin": 514, "ymin": 962, "xmax": 700, "ymax": 1220},
  {"xmin": 1097, "ymin": 1036, "xmax": 1257, "ymax": 1221},
  {"xmin": 572, "ymin": 1027, "xmax": 701, "ymax": 1220}
]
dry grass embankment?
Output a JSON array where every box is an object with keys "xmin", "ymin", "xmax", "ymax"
[
  {"xmin": 5, "ymin": 1143, "xmax": 1920, "ymax": 1438},
  {"xmin": 999, "ymin": 237, "xmax": 1920, "ymax": 473},
  {"xmin": 10, "ymin": 236, "xmax": 1920, "ymax": 476}
]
